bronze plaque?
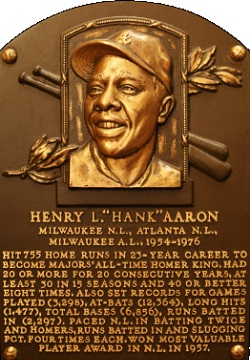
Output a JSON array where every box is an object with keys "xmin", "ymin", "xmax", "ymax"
[{"xmin": 0, "ymin": 2, "xmax": 249, "ymax": 360}]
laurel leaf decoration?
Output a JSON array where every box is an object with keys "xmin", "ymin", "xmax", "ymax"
[
  {"xmin": 36, "ymin": 145, "xmax": 79, "ymax": 170},
  {"xmin": 187, "ymin": 83, "xmax": 202, "ymax": 95},
  {"xmin": 189, "ymin": 72, "xmax": 220, "ymax": 86},
  {"xmin": 2, "ymin": 134, "xmax": 78, "ymax": 184},
  {"xmin": 188, "ymin": 48, "xmax": 203, "ymax": 74},
  {"xmin": 185, "ymin": 46, "xmax": 242, "ymax": 94},
  {"xmin": 213, "ymin": 68, "xmax": 242, "ymax": 86},
  {"xmin": 28, "ymin": 133, "xmax": 47, "ymax": 165},
  {"xmin": 29, "ymin": 137, "xmax": 61, "ymax": 167},
  {"xmin": 197, "ymin": 47, "xmax": 216, "ymax": 71},
  {"xmin": 28, "ymin": 169, "xmax": 61, "ymax": 184}
]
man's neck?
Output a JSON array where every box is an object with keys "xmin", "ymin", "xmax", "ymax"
[{"xmin": 105, "ymin": 136, "xmax": 156, "ymax": 186}]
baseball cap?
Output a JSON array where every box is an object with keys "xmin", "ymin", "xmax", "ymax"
[{"xmin": 71, "ymin": 29, "xmax": 172, "ymax": 94}]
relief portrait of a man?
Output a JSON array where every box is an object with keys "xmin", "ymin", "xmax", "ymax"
[{"xmin": 69, "ymin": 29, "xmax": 181, "ymax": 188}]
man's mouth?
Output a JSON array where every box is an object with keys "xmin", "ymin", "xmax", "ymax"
[{"xmin": 97, "ymin": 121, "xmax": 125, "ymax": 129}]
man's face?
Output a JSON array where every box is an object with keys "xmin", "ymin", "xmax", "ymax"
[{"xmin": 84, "ymin": 55, "xmax": 163, "ymax": 158}]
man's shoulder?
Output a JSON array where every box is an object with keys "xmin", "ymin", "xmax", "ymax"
[
  {"xmin": 71, "ymin": 142, "xmax": 92, "ymax": 161},
  {"xmin": 69, "ymin": 142, "xmax": 118, "ymax": 187},
  {"xmin": 70, "ymin": 145, "xmax": 181, "ymax": 188},
  {"xmin": 69, "ymin": 142, "xmax": 96, "ymax": 187},
  {"xmin": 147, "ymin": 157, "xmax": 181, "ymax": 187}
]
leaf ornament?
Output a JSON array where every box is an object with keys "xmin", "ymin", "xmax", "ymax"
[
  {"xmin": 36, "ymin": 145, "xmax": 79, "ymax": 170},
  {"xmin": 186, "ymin": 46, "xmax": 242, "ymax": 94},
  {"xmin": 29, "ymin": 137, "xmax": 61, "ymax": 168},
  {"xmin": 2, "ymin": 134, "xmax": 78, "ymax": 184},
  {"xmin": 214, "ymin": 67, "xmax": 242, "ymax": 87}
]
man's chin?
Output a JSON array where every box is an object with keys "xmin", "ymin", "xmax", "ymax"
[
  {"xmin": 96, "ymin": 141, "xmax": 142, "ymax": 160},
  {"xmin": 96, "ymin": 142, "xmax": 128, "ymax": 159},
  {"xmin": 98, "ymin": 148, "xmax": 125, "ymax": 159}
]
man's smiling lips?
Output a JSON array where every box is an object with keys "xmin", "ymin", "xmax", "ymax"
[
  {"xmin": 97, "ymin": 121, "xmax": 124, "ymax": 129},
  {"xmin": 93, "ymin": 119, "xmax": 127, "ymax": 138}
]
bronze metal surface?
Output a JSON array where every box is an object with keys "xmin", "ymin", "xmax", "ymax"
[
  {"xmin": 230, "ymin": 46, "xmax": 246, "ymax": 61},
  {"xmin": 0, "ymin": 2, "xmax": 249, "ymax": 360},
  {"xmin": 230, "ymin": 345, "xmax": 246, "ymax": 360},
  {"xmin": 1, "ymin": 48, "xmax": 17, "ymax": 64},
  {"xmin": 3, "ymin": 346, "xmax": 18, "ymax": 360}
]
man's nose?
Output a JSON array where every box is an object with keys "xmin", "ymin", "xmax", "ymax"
[{"xmin": 95, "ymin": 85, "xmax": 121, "ymax": 111}]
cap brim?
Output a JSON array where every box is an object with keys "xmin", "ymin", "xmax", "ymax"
[{"xmin": 71, "ymin": 39, "xmax": 156, "ymax": 81}]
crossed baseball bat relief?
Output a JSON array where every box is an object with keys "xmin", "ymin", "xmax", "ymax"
[{"xmin": 18, "ymin": 65, "xmax": 232, "ymax": 182}]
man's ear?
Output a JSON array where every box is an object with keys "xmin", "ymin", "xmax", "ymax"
[{"xmin": 157, "ymin": 96, "xmax": 175, "ymax": 124}]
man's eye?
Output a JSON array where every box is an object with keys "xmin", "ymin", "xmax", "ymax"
[
  {"xmin": 120, "ymin": 85, "xmax": 138, "ymax": 95},
  {"xmin": 87, "ymin": 86, "xmax": 103, "ymax": 96}
]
